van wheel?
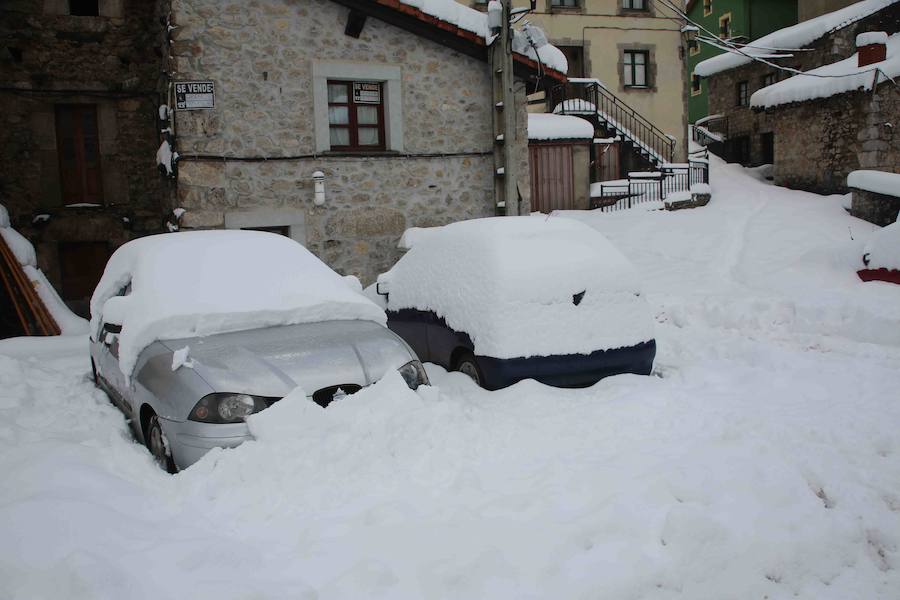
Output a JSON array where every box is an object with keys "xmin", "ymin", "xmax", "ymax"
[
  {"xmin": 455, "ymin": 352, "xmax": 483, "ymax": 387},
  {"xmin": 146, "ymin": 414, "xmax": 177, "ymax": 474}
]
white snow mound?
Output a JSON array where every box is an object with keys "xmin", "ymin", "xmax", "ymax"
[
  {"xmin": 89, "ymin": 230, "xmax": 387, "ymax": 378},
  {"xmin": 527, "ymin": 113, "xmax": 594, "ymax": 141},
  {"xmin": 863, "ymin": 218, "xmax": 900, "ymax": 271},
  {"xmin": 379, "ymin": 217, "xmax": 654, "ymax": 359},
  {"xmin": 848, "ymin": 169, "xmax": 900, "ymax": 197}
]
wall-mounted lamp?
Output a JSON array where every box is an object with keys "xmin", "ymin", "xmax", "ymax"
[{"xmin": 312, "ymin": 170, "xmax": 326, "ymax": 206}]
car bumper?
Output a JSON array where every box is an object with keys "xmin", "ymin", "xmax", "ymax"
[
  {"xmin": 159, "ymin": 418, "xmax": 252, "ymax": 470},
  {"xmin": 477, "ymin": 340, "xmax": 656, "ymax": 391}
]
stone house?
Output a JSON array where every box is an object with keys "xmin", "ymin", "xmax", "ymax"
[
  {"xmin": 695, "ymin": 1, "xmax": 899, "ymax": 175},
  {"xmin": 751, "ymin": 31, "xmax": 899, "ymax": 207},
  {"xmin": 0, "ymin": 0, "xmax": 171, "ymax": 317},
  {"xmin": 167, "ymin": 0, "xmax": 566, "ymax": 284}
]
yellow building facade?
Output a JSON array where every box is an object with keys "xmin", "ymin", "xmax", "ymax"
[{"xmin": 476, "ymin": 0, "xmax": 691, "ymax": 161}]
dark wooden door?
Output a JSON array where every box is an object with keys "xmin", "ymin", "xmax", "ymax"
[
  {"xmin": 55, "ymin": 104, "xmax": 103, "ymax": 205},
  {"xmin": 529, "ymin": 144, "xmax": 575, "ymax": 213},
  {"xmin": 58, "ymin": 241, "xmax": 110, "ymax": 318}
]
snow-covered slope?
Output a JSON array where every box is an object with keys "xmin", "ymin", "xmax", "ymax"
[{"xmin": 1, "ymin": 158, "xmax": 899, "ymax": 599}]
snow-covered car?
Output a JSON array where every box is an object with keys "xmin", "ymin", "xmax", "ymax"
[
  {"xmin": 89, "ymin": 231, "xmax": 427, "ymax": 472},
  {"xmin": 373, "ymin": 217, "xmax": 656, "ymax": 390}
]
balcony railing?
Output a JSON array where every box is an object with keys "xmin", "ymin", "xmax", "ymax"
[{"xmin": 549, "ymin": 80, "xmax": 676, "ymax": 165}]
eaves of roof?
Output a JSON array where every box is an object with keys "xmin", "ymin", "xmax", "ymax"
[{"xmin": 330, "ymin": 0, "xmax": 568, "ymax": 85}]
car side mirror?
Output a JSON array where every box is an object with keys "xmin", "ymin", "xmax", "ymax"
[{"xmin": 376, "ymin": 281, "xmax": 390, "ymax": 296}]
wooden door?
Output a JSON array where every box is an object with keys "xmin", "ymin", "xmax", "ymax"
[
  {"xmin": 529, "ymin": 144, "xmax": 575, "ymax": 213},
  {"xmin": 58, "ymin": 241, "xmax": 110, "ymax": 318},
  {"xmin": 55, "ymin": 105, "xmax": 103, "ymax": 205}
]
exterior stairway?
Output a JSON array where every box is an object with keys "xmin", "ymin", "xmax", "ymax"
[{"xmin": 549, "ymin": 80, "xmax": 675, "ymax": 171}]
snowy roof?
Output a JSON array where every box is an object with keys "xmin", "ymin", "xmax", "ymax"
[
  {"xmin": 694, "ymin": 0, "xmax": 898, "ymax": 77},
  {"xmin": 388, "ymin": 0, "xmax": 568, "ymax": 75},
  {"xmin": 379, "ymin": 217, "xmax": 653, "ymax": 359},
  {"xmin": 751, "ymin": 33, "xmax": 900, "ymax": 108},
  {"xmin": 848, "ymin": 169, "xmax": 900, "ymax": 196},
  {"xmin": 527, "ymin": 113, "xmax": 594, "ymax": 141},
  {"xmin": 89, "ymin": 231, "xmax": 386, "ymax": 378}
]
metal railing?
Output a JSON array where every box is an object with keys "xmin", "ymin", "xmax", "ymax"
[
  {"xmin": 550, "ymin": 81, "xmax": 676, "ymax": 165},
  {"xmin": 591, "ymin": 153, "xmax": 709, "ymax": 213}
]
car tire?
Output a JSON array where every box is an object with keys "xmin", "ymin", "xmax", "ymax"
[
  {"xmin": 146, "ymin": 414, "xmax": 177, "ymax": 474},
  {"xmin": 455, "ymin": 352, "xmax": 483, "ymax": 387}
]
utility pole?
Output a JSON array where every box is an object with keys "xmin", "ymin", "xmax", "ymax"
[{"xmin": 489, "ymin": 0, "xmax": 519, "ymax": 216}]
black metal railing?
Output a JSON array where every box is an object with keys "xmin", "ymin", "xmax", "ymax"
[
  {"xmin": 550, "ymin": 81, "xmax": 676, "ymax": 165},
  {"xmin": 591, "ymin": 152, "xmax": 709, "ymax": 212},
  {"xmin": 691, "ymin": 115, "xmax": 729, "ymax": 146}
]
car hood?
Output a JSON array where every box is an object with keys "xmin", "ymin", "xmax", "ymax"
[{"xmin": 161, "ymin": 320, "xmax": 415, "ymax": 398}]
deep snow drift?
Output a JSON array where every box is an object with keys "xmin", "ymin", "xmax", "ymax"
[{"xmin": 1, "ymin": 156, "xmax": 899, "ymax": 599}]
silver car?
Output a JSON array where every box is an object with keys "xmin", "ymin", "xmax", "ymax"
[{"xmin": 89, "ymin": 231, "xmax": 427, "ymax": 473}]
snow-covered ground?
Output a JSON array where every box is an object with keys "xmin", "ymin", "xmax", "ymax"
[{"xmin": 1, "ymin": 156, "xmax": 899, "ymax": 599}]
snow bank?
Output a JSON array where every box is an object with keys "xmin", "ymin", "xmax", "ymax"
[
  {"xmin": 694, "ymin": 0, "xmax": 897, "ymax": 77},
  {"xmin": 89, "ymin": 231, "xmax": 386, "ymax": 378},
  {"xmin": 863, "ymin": 218, "xmax": 900, "ymax": 271},
  {"xmin": 752, "ymin": 33, "xmax": 900, "ymax": 108},
  {"xmin": 527, "ymin": 113, "xmax": 594, "ymax": 141},
  {"xmin": 848, "ymin": 169, "xmax": 900, "ymax": 197},
  {"xmin": 379, "ymin": 217, "xmax": 653, "ymax": 359}
]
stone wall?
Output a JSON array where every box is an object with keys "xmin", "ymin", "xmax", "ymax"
[
  {"xmin": 706, "ymin": 5, "xmax": 900, "ymax": 169},
  {"xmin": 0, "ymin": 0, "xmax": 171, "ymax": 298},
  {"xmin": 851, "ymin": 189, "xmax": 900, "ymax": 227},
  {"xmin": 767, "ymin": 84, "xmax": 900, "ymax": 194},
  {"xmin": 170, "ymin": 0, "xmax": 530, "ymax": 284}
]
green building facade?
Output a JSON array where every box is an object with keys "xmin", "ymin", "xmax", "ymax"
[{"xmin": 687, "ymin": 0, "xmax": 799, "ymax": 123}]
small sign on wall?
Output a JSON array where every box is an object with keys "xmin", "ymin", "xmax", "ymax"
[
  {"xmin": 175, "ymin": 81, "xmax": 215, "ymax": 110},
  {"xmin": 353, "ymin": 82, "xmax": 381, "ymax": 104}
]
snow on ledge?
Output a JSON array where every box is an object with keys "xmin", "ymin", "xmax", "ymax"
[
  {"xmin": 750, "ymin": 33, "xmax": 900, "ymax": 109},
  {"xmin": 848, "ymin": 170, "xmax": 900, "ymax": 197},
  {"xmin": 694, "ymin": 0, "xmax": 896, "ymax": 77},
  {"xmin": 857, "ymin": 31, "xmax": 888, "ymax": 46},
  {"xmin": 528, "ymin": 113, "xmax": 594, "ymax": 141}
]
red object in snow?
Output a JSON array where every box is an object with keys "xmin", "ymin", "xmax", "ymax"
[
  {"xmin": 858, "ymin": 43, "xmax": 887, "ymax": 68},
  {"xmin": 858, "ymin": 268, "xmax": 900, "ymax": 284}
]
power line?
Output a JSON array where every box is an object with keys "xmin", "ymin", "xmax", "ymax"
[{"xmin": 656, "ymin": 0, "xmax": 899, "ymax": 86}]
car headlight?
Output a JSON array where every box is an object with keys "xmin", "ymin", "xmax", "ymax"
[
  {"xmin": 188, "ymin": 393, "xmax": 275, "ymax": 424},
  {"xmin": 398, "ymin": 360, "xmax": 428, "ymax": 390}
]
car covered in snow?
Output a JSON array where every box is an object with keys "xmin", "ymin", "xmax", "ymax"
[
  {"xmin": 372, "ymin": 217, "xmax": 656, "ymax": 390},
  {"xmin": 89, "ymin": 231, "xmax": 427, "ymax": 472}
]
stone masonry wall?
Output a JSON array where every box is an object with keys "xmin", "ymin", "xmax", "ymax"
[
  {"xmin": 706, "ymin": 5, "xmax": 900, "ymax": 168},
  {"xmin": 170, "ymin": 0, "xmax": 531, "ymax": 284},
  {"xmin": 0, "ymin": 0, "xmax": 172, "ymax": 292},
  {"xmin": 768, "ymin": 84, "xmax": 900, "ymax": 195},
  {"xmin": 851, "ymin": 189, "xmax": 900, "ymax": 226}
]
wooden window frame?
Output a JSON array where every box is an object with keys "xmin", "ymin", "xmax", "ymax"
[
  {"xmin": 623, "ymin": 50, "xmax": 649, "ymax": 88},
  {"xmin": 55, "ymin": 104, "xmax": 104, "ymax": 205},
  {"xmin": 327, "ymin": 80, "xmax": 387, "ymax": 152},
  {"xmin": 691, "ymin": 74, "xmax": 702, "ymax": 96},
  {"xmin": 623, "ymin": 0, "xmax": 647, "ymax": 10},
  {"xmin": 703, "ymin": 0, "xmax": 712, "ymax": 16},
  {"xmin": 718, "ymin": 12, "xmax": 732, "ymax": 38},
  {"xmin": 550, "ymin": 0, "xmax": 580, "ymax": 8},
  {"xmin": 736, "ymin": 80, "xmax": 749, "ymax": 107},
  {"xmin": 762, "ymin": 73, "xmax": 777, "ymax": 87}
]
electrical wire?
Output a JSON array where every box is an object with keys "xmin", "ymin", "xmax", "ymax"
[{"xmin": 656, "ymin": 0, "xmax": 899, "ymax": 87}]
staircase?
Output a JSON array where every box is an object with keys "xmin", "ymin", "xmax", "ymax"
[{"xmin": 549, "ymin": 80, "xmax": 675, "ymax": 170}]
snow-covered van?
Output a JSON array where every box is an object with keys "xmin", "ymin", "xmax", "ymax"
[{"xmin": 373, "ymin": 217, "xmax": 656, "ymax": 390}]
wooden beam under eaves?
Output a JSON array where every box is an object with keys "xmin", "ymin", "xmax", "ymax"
[{"xmin": 345, "ymin": 9, "xmax": 367, "ymax": 38}]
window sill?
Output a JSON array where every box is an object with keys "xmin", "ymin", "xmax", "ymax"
[
  {"xmin": 623, "ymin": 85, "xmax": 653, "ymax": 91},
  {"xmin": 549, "ymin": 6, "xmax": 584, "ymax": 14},
  {"xmin": 322, "ymin": 149, "xmax": 397, "ymax": 157}
]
